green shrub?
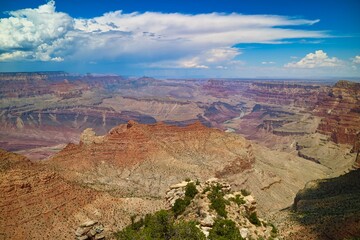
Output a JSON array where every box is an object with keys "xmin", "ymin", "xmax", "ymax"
[
  {"xmin": 208, "ymin": 184, "xmax": 228, "ymax": 218},
  {"xmin": 172, "ymin": 198, "xmax": 191, "ymax": 217},
  {"xmin": 202, "ymin": 186, "xmax": 211, "ymax": 194},
  {"xmin": 208, "ymin": 219, "xmax": 244, "ymax": 240},
  {"xmin": 143, "ymin": 210, "xmax": 174, "ymax": 239},
  {"xmin": 185, "ymin": 182, "xmax": 198, "ymax": 199},
  {"xmin": 172, "ymin": 221, "xmax": 206, "ymax": 240},
  {"xmin": 230, "ymin": 195, "xmax": 246, "ymax": 206},
  {"xmin": 270, "ymin": 223, "xmax": 278, "ymax": 236},
  {"xmin": 171, "ymin": 182, "xmax": 198, "ymax": 218},
  {"xmin": 130, "ymin": 218, "xmax": 144, "ymax": 231},
  {"xmin": 240, "ymin": 189, "xmax": 251, "ymax": 196},
  {"xmin": 196, "ymin": 179, "xmax": 200, "ymax": 185},
  {"xmin": 117, "ymin": 210, "xmax": 205, "ymax": 240},
  {"xmin": 247, "ymin": 212, "xmax": 261, "ymax": 226}
]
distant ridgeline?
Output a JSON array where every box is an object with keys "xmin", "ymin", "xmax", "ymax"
[{"xmin": 0, "ymin": 71, "xmax": 69, "ymax": 81}]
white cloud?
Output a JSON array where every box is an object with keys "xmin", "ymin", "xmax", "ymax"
[
  {"xmin": 0, "ymin": 51, "xmax": 28, "ymax": 61},
  {"xmin": 216, "ymin": 66, "xmax": 227, "ymax": 69},
  {"xmin": 261, "ymin": 61, "xmax": 275, "ymax": 64},
  {"xmin": 0, "ymin": 1, "xmax": 73, "ymax": 62},
  {"xmin": 352, "ymin": 55, "xmax": 360, "ymax": 64},
  {"xmin": 178, "ymin": 47, "xmax": 240, "ymax": 69},
  {"xmin": 285, "ymin": 50, "xmax": 342, "ymax": 68},
  {"xmin": 0, "ymin": 1, "xmax": 328, "ymax": 67}
]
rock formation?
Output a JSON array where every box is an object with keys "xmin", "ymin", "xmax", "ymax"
[
  {"xmin": 165, "ymin": 178, "xmax": 277, "ymax": 239},
  {"xmin": 0, "ymin": 148, "xmax": 165, "ymax": 240},
  {"xmin": 243, "ymin": 82, "xmax": 324, "ymax": 109},
  {"xmin": 75, "ymin": 220, "xmax": 105, "ymax": 240},
  {"xmin": 49, "ymin": 121, "xmax": 329, "ymax": 217},
  {"xmin": 49, "ymin": 121, "xmax": 255, "ymax": 196},
  {"xmin": 315, "ymin": 80, "xmax": 360, "ymax": 149}
]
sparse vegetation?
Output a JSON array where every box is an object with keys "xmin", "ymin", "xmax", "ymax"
[
  {"xmin": 241, "ymin": 189, "xmax": 251, "ymax": 196},
  {"xmin": 172, "ymin": 182, "xmax": 198, "ymax": 217},
  {"xmin": 247, "ymin": 212, "xmax": 261, "ymax": 226},
  {"xmin": 230, "ymin": 194, "xmax": 246, "ymax": 206},
  {"xmin": 270, "ymin": 223, "xmax": 278, "ymax": 237},
  {"xmin": 208, "ymin": 219, "xmax": 244, "ymax": 240},
  {"xmin": 116, "ymin": 210, "xmax": 206, "ymax": 240},
  {"xmin": 185, "ymin": 182, "xmax": 198, "ymax": 199},
  {"xmin": 202, "ymin": 186, "xmax": 211, "ymax": 194},
  {"xmin": 172, "ymin": 197, "xmax": 190, "ymax": 217},
  {"xmin": 172, "ymin": 221, "xmax": 206, "ymax": 240},
  {"xmin": 208, "ymin": 184, "xmax": 229, "ymax": 218}
]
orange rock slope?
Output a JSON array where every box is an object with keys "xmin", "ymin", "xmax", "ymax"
[
  {"xmin": 49, "ymin": 121, "xmax": 255, "ymax": 196},
  {"xmin": 0, "ymin": 149, "xmax": 164, "ymax": 240},
  {"xmin": 0, "ymin": 149, "xmax": 95, "ymax": 239}
]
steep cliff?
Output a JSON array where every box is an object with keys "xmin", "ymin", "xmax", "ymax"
[
  {"xmin": 243, "ymin": 82, "xmax": 325, "ymax": 109},
  {"xmin": 315, "ymin": 80, "xmax": 360, "ymax": 149}
]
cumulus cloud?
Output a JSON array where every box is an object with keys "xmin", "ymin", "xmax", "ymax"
[
  {"xmin": 352, "ymin": 55, "xmax": 360, "ymax": 64},
  {"xmin": 0, "ymin": 0, "xmax": 73, "ymax": 61},
  {"xmin": 0, "ymin": 1, "xmax": 328, "ymax": 68},
  {"xmin": 285, "ymin": 50, "xmax": 342, "ymax": 68}
]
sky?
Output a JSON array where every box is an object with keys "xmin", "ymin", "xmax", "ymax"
[{"xmin": 0, "ymin": 0, "xmax": 360, "ymax": 79}]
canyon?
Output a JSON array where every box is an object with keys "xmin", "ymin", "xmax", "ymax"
[{"xmin": 0, "ymin": 72, "xmax": 359, "ymax": 239}]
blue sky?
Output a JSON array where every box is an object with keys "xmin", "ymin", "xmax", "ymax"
[{"xmin": 0, "ymin": 0, "xmax": 359, "ymax": 78}]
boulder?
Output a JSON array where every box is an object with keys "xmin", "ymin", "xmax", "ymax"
[
  {"xmin": 77, "ymin": 236, "xmax": 89, "ymax": 240},
  {"xmin": 240, "ymin": 228, "xmax": 249, "ymax": 238},
  {"xmin": 170, "ymin": 181, "xmax": 188, "ymax": 189},
  {"xmin": 200, "ymin": 215, "xmax": 215, "ymax": 227},
  {"xmin": 75, "ymin": 227, "xmax": 90, "ymax": 237},
  {"xmin": 80, "ymin": 220, "xmax": 97, "ymax": 227},
  {"xmin": 95, "ymin": 233, "xmax": 105, "ymax": 239}
]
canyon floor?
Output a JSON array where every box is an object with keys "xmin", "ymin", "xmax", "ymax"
[{"xmin": 0, "ymin": 72, "xmax": 359, "ymax": 239}]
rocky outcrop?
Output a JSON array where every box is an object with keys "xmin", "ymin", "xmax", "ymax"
[
  {"xmin": 75, "ymin": 221, "xmax": 105, "ymax": 240},
  {"xmin": 0, "ymin": 148, "xmax": 31, "ymax": 171},
  {"xmin": 80, "ymin": 128, "xmax": 105, "ymax": 145},
  {"xmin": 165, "ymin": 178, "xmax": 278, "ymax": 239}
]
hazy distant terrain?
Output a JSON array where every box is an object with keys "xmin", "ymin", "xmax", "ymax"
[
  {"xmin": 0, "ymin": 72, "xmax": 359, "ymax": 239},
  {"xmin": 0, "ymin": 72, "xmax": 359, "ymax": 164}
]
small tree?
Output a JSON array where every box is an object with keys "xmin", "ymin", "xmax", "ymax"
[
  {"xmin": 208, "ymin": 219, "xmax": 244, "ymax": 240},
  {"xmin": 230, "ymin": 195, "xmax": 245, "ymax": 206},
  {"xmin": 172, "ymin": 198, "xmax": 190, "ymax": 217},
  {"xmin": 185, "ymin": 182, "xmax": 198, "ymax": 199},
  {"xmin": 247, "ymin": 212, "xmax": 261, "ymax": 226},
  {"xmin": 208, "ymin": 184, "xmax": 228, "ymax": 218},
  {"xmin": 172, "ymin": 221, "xmax": 206, "ymax": 240}
]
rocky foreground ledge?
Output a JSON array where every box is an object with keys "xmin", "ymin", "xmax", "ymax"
[{"xmin": 116, "ymin": 178, "xmax": 279, "ymax": 240}]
